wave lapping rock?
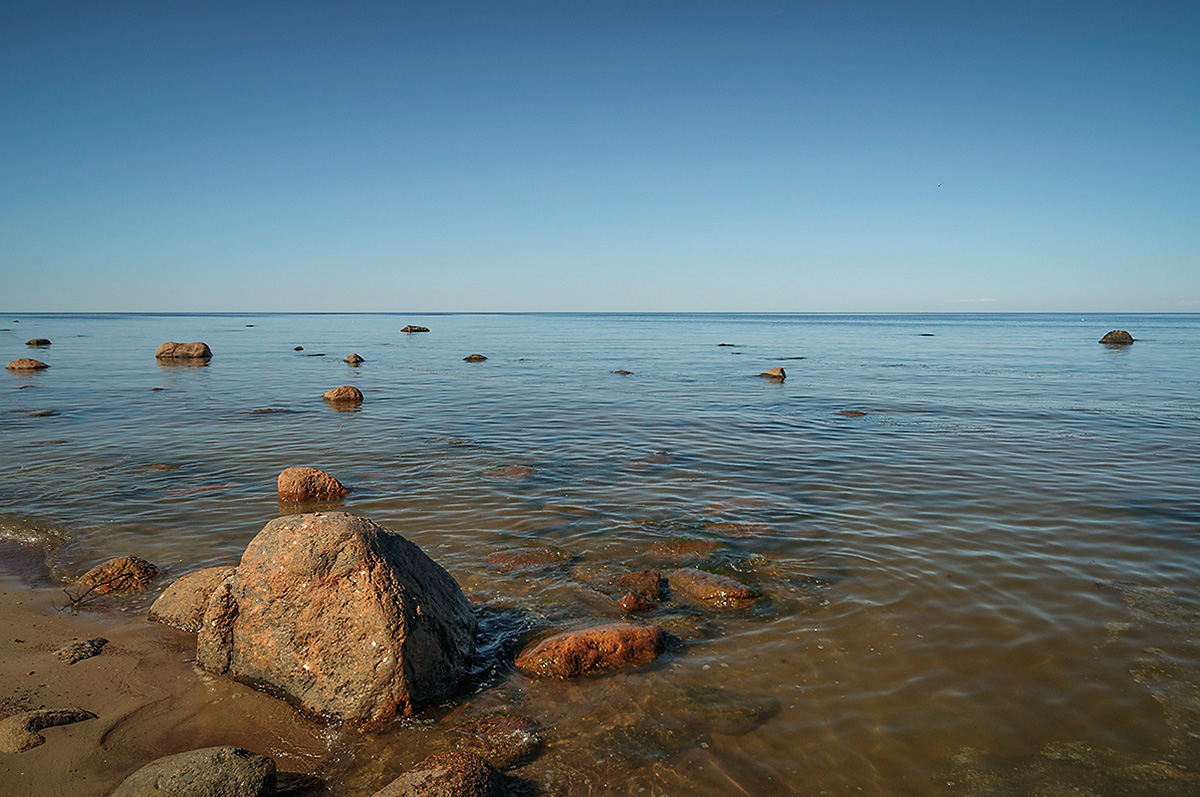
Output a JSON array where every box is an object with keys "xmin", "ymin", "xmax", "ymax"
[
  {"xmin": 197, "ymin": 512, "xmax": 476, "ymax": 728},
  {"xmin": 148, "ymin": 566, "xmax": 237, "ymax": 632},
  {"xmin": 155, "ymin": 341, "xmax": 212, "ymax": 359},
  {"xmin": 1099, "ymin": 329, "xmax": 1134, "ymax": 345}
]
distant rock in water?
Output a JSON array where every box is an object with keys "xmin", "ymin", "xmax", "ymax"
[
  {"xmin": 612, "ymin": 369, "xmax": 633, "ymax": 375},
  {"xmin": 110, "ymin": 746, "xmax": 276, "ymax": 797},
  {"xmin": 197, "ymin": 512, "xmax": 476, "ymax": 727},
  {"xmin": 294, "ymin": 345, "xmax": 304, "ymax": 351},
  {"xmin": 344, "ymin": 352, "xmax": 364, "ymax": 364},
  {"xmin": 78, "ymin": 555, "xmax": 159, "ymax": 594},
  {"xmin": 25, "ymin": 338, "xmax": 51, "ymax": 347},
  {"xmin": 149, "ymin": 566, "xmax": 237, "ymax": 633},
  {"xmin": 6, "ymin": 358, "xmax": 49, "ymax": 371},
  {"xmin": 277, "ymin": 466, "xmax": 348, "ymax": 502},
  {"xmin": 514, "ymin": 622, "xmax": 666, "ymax": 678},
  {"xmin": 464, "ymin": 353, "xmax": 488, "ymax": 362},
  {"xmin": 756, "ymin": 367, "xmax": 786, "ymax": 381},
  {"xmin": 323, "ymin": 385, "xmax": 363, "ymax": 405},
  {"xmin": 1099, "ymin": 330, "xmax": 1134, "ymax": 345},
  {"xmin": 402, "ymin": 325, "xmax": 430, "ymax": 333},
  {"xmin": 155, "ymin": 341, "xmax": 212, "ymax": 360}
]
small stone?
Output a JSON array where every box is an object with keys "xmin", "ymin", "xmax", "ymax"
[
  {"xmin": 78, "ymin": 556, "xmax": 159, "ymax": 594},
  {"xmin": 756, "ymin": 367, "xmax": 786, "ymax": 380},
  {"xmin": 6, "ymin": 358, "xmax": 49, "ymax": 371},
  {"xmin": 1099, "ymin": 330, "xmax": 1134, "ymax": 345},
  {"xmin": 402, "ymin": 325, "xmax": 430, "ymax": 333},
  {"xmin": 612, "ymin": 369, "xmax": 633, "ymax": 375},
  {"xmin": 25, "ymin": 338, "xmax": 51, "ymax": 347},
  {"xmin": 344, "ymin": 353, "xmax": 364, "ymax": 364},
  {"xmin": 670, "ymin": 568, "xmax": 758, "ymax": 609},
  {"xmin": 835, "ymin": 410, "xmax": 867, "ymax": 418},
  {"xmin": 323, "ymin": 385, "xmax": 363, "ymax": 404},
  {"xmin": 294, "ymin": 346, "xmax": 304, "ymax": 351},
  {"xmin": 55, "ymin": 637, "xmax": 108, "ymax": 664},
  {"xmin": 372, "ymin": 751, "xmax": 506, "ymax": 797},
  {"xmin": 276, "ymin": 466, "xmax": 348, "ymax": 502},
  {"xmin": 514, "ymin": 623, "xmax": 666, "ymax": 678},
  {"xmin": 463, "ymin": 354, "xmax": 488, "ymax": 362},
  {"xmin": 155, "ymin": 341, "xmax": 212, "ymax": 359},
  {"xmin": 0, "ymin": 708, "xmax": 97, "ymax": 753},
  {"xmin": 110, "ymin": 746, "xmax": 276, "ymax": 797},
  {"xmin": 148, "ymin": 566, "xmax": 237, "ymax": 632}
]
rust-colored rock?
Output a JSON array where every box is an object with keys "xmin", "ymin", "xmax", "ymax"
[
  {"xmin": 1099, "ymin": 329, "xmax": 1134, "ymax": 345},
  {"xmin": 373, "ymin": 751, "xmax": 506, "ymax": 797},
  {"xmin": 78, "ymin": 555, "xmax": 159, "ymax": 594},
  {"xmin": 155, "ymin": 341, "xmax": 212, "ymax": 359},
  {"xmin": 756, "ymin": 367, "xmax": 786, "ymax": 380},
  {"xmin": 344, "ymin": 353, "xmax": 364, "ymax": 364},
  {"xmin": 148, "ymin": 566, "xmax": 237, "ymax": 632},
  {"xmin": 197, "ymin": 512, "xmax": 476, "ymax": 727},
  {"xmin": 618, "ymin": 591, "xmax": 656, "ymax": 613},
  {"xmin": 6, "ymin": 358, "xmax": 49, "ymax": 371},
  {"xmin": 323, "ymin": 385, "xmax": 363, "ymax": 404},
  {"xmin": 484, "ymin": 547, "xmax": 570, "ymax": 573},
  {"xmin": 463, "ymin": 354, "xmax": 487, "ymax": 362},
  {"xmin": 514, "ymin": 622, "xmax": 666, "ymax": 679},
  {"xmin": 670, "ymin": 568, "xmax": 758, "ymax": 609},
  {"xmin": 402, "ymin": 325, "xmax": 430, "ymax": 333},
  {"xmin": 277, "ymin": 466, "xmax": 348, "ymax": 502},
  {"xmin": 613, "ymin": 569, "xmax": 667, "ymax": 600},
  {"xmin": 25, "ymin": 338, "xmax": 51, "ymax": 347}
]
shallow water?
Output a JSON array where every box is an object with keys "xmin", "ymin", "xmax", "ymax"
[{"xmin": 3, "ymin": 312, "xmax": 1200, "ymax": 794}]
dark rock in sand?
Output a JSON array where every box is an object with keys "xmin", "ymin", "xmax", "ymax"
[
  {"xmin": 55, "ymin": 637, "xmax": 108, "ymax": 664},
  {"xmin": 277, "ymin": 467, "xmax": 349, "ymax": 502},
  {"xmin": 612, "ymin": 369, "xmax": 632, "ymax": 375},
  {"xmin": 756, "ymin": 367, "xmax": 786, "ymax": 380},
  {"xmin": 294, "ymin": 345, "xmax": 304, "ymax": 351},
  {"xmin": 484, "ymin": 547, "xmax": 570, "ymax": 573},
  {"xmin": 618, "ymin": 591, "xmax": 656, "ymax": 613},
  {"xmin": 110, "ymin": 746, "xmax": 276, "ymax": 797},
  {"xmin": 149, "ymin": 566, "xmax": 237, "ymax": 633},
  {"xmin": 402, "ymin": 325, "xmax": 431, "ymax": 333},
  {"xmin": 514, "ymin": 622, "xmax": 666, "ymax": 679},
  {"xmin": 197, "ymin": 512, "xmax": 476, "ymax": 727},
  {"xmin": 155, "ymin": 341, "xmax": 212, "ymax": 359},
  {"xmin": 344, "ymin": 352, "xmax": 364, "ymax": 364},
  {"xmin": 452, "ymin": 714, "xmax": 542, "ymax": 770},
  {"xmin": 463, "ymin": 354, "xmax": 488, "ymax": 362},
  {"xmin": 322, "ymin": 384, "xmax": 363, "ymax": 404},
  {"xmin": 0, "ymin": 707, "xmax": 98, "ymax": 753},
  {"xmin": 670, "ymin": 568, "xmax": 758, "ymax": 609},
  {"xmin": 25, "ymin": 338, "xmax": 51, "ymax": 347},
  {"xmin": 373, "ymin": 751, "xmax": 506, "ymax": 797},
  {"xmin": 1100, "ymin": 329, "xmax": 1134, "ymax": 345},
  {"xmin": 6, "ymin": 358, "xmax": 49, "ymax": 371},
  {"xmin": 78, "ymin": 555, "xmax": 159, "ymax": 594}
]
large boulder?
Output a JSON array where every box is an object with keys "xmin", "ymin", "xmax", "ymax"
[
  {"xmin": 197, "ymin": 512, "xmax": 476, "ymax": 727},
  {"xmin": 78, "ymin": 555, "xmax": 159, "ymax": 594},
  {"xmin": 276, "ymin": 466, "xmax": 348, "ymax": 502},
  {"xmin": 110, "ymin": 746, "xmax": 275, "ymax": 797},
  {"xmin": 6, "ymin": 358, "xmax": 49, "ymax": 371},
  {"xmin": 155, "ymin": 341, "xmax": 212, "ymax": 359},
  {"xmin": 373, "ymin": 751, "xmax": 506, "ymax": 797},
  {"xmin": 514, "ymin": 622, "xmax": 666, "ymax": 678},
  {"xmin": 1099, "ymin": 329, "xmax": 1134, "ymax": 345},
  {"xmin": 148, "ymin": 566, "xmax": 237, "ymax": 632}
]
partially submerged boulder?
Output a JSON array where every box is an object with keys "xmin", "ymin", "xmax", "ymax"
[
  {"xmin": 756, "ymin": 367, "xmax": 786, "ymax": 380},
  {"xmin": 6, "ymin": 358, "xmax": 49, "ymax": 371},
  {"xmin": 148, "ymin": 566, "xmax": 237, "ymax": 632},
  {"xmin": 484, "ymin": 547, "xmax": 571, "ymax": 573},
  {"xmin": 155, "ymin": 341, "xmax": 212, "ymax": 359},
  {"xmin": 1099, "ymin": 329, "xmax": 1134, "ymax": 345},
  {"xmin": 670, "ymin": 568, "xmax": 758, "ymax": 609},
  {"xmin": 78, "ymin": 555, "xmax": 159, "ymax": 594},
  {"xmin": 514, "ymin": 622, "xmax": 666, "ymax": 679},
  {"xmin": 344, "ymin": 353, "xmax": 364, "ymax": 364},
  {"xmin": 277, "ymin": 466, "xmax": 348, "ymax": 502},
  {"xmin": 463, "ymin": 354, "xmax": 488, "ymax": 362},
  {"xmin": 197, "ymin": 512, "xmax": 476, "ymax": 727},
  {"xmin": 402, "ymin": 325, "xmax": 430, "ymax": 333},
  {"xmin": 373, "ymin": 751, "xmax": 506, "ymax": 797},
  {"xmin": 25, "ymin": 338, "xmax": 51, "ymax": 347},
  {"xmin": 452, "ymin": 714, "xmax": 542, "ymax": 770},
  {"xmin": 0, "ymin": 708, "xmax": 97, "ymax": 753},
  {"xmin": 110, "ymin": 746, "xmax": 275, "ymax": 797},
  {"xmin": 322, "ymin": 385, "xmax": 363, "ymax": 405}
]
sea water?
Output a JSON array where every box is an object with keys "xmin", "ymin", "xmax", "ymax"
[{"xmin": 2, "ymin": 312, "xmax": 1199, "ymax": 794}]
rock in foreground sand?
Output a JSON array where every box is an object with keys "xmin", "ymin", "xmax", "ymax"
[
  {"xmin": 148, "ymin": 566, "xmax": 237, "ymax": 633},
  {"xmin": 514, "ymin": 622, "xmax": 666, "ymax": 679},
  {"xmin": 0, "ymin": 707, "xmax": 97, "ymax": 753},
  {"xmin": 110, "ymin": 746, "xmax": 275, "ymax": 797},
  {"xmin": 1099, "ymin": 329, "xmax": 1134, "ymax": 345},
  {"xmin": 78, "ymin": 555, "xmax": 159, "ymax": 594},
  {"xmin": 6, "ymin": 358, "xmax": 49, "ymax": 371},
  {"xmin": 277, "ymin": 466, "xmax": 348, "ymax": 502},
  {"xmin": 155, "ymin": 341, "xmax": 212, "ymax": 359},
  {"xmin": 373, "ymin": 751, "xmax": 506, "ymax": 797},
  {"xmin": 197, "ymin": 512, "xmax": 476, "ymax": 727}
]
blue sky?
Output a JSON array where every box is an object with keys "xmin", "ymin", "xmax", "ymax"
[{"xmin": 2, "ymin": 1, "xmax": 1197, "ymax": 312}]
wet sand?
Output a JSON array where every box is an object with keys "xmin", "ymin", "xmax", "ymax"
[{"xmin": 0, "ymin": 550, "xmax": 329, "ymax": 796}]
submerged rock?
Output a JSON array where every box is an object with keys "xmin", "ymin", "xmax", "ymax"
[
  {"xmin": 78, "ymin": 555, "xmax": 159, "ymax": 594},
  {"xmin": 452, "ymin": 713, "xmax": 542, "ymax": 770},
  {"xmin": 835, "ymin": 410, "xmax": 867, "ymax": 418},
  {"xmin": 155, "ymin": 341, "xmax": 212, "ymax": 359},
  {"xmin": 703, "ymin": 521, "xmax": 775, "ymax": 537},
  {"xmin": 514, "ymin": 622, "xmax": 666, "ymax": 678},
  {"xmin": 148, "ymin": 566, "xmax": 237, "ymax": 633},
  {"xmin": 276, "ymin": 466, "xmax": 348, "ymax": 502},
  {"xmin": 648, "ymin": 537, "xmax": 724, "ymax": 561},
  {"xmin": 197, "ymin": 512, "xmax": 476, "ymax": 727},
  {"xmin": 1099, "ymin": 329, "xmax": 1134, "ymax": 345},
  {"xmin": 670, "ymin": 568, "xmax": 758, "ymax": 609},
  {"xmin": 0, "ymin": 708, "xmax": 97, "ymax": 753},
  {"xmin": 463, "ymin": 354, "xmax": 488, "ymax": 362},
  {"xmin": 612, "ymin": 369, "xmax": 633, "ymax": 375},
  {"xmin": 344, "ymin": 352, "xmax": 364, "ymax": 364},
  {"xmin": 55, "ymin": 637, "xmax": 108, "ymax": 664},
  {"xmin": 756, "ymin": 367, "xmax": 786, "ymax": 380},
  {"xmin": 668, "ymin": 684, "xmax": 781, "ymax": 735},
  {"xmin": 25, "ymin": 338, "xmax": 51, "ymax": 347},
  {"xmin": 480, "ymin": 465, "xmax": 535, "ymax": 481},
  {"xmin": 618, "ymin": 591, "xmax": 656, "ymax": 613},
  {"xmin": 484, "ymin": 546, "xmax": 571, "ymax": 573},
  {"xmin": 323, "ymin": 384, "xmax": 363, "ymax": 404},
  {"xmin": 373, "ymin": 751, "xmax": 506, "ymax": 797},
  {"xmin": 110, "ymin": 746, "xmax": 275, "ymax": 797},
  {"xmin": 402, "ymin": 325, "xmax": 430, "ymax": 333},
  {"xmin": 6, "ymin": 358, "xmax": 49, "ymax": 371}
]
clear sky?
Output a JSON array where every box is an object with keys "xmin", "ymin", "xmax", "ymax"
[{"xmin": 2, "ymin": 1, "xmax": 1198, "ymax": 313}]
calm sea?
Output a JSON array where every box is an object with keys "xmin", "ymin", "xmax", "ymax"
[{"xmin": 3, "ymin": 312, "xmax": 1199, "ymax": 794}]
